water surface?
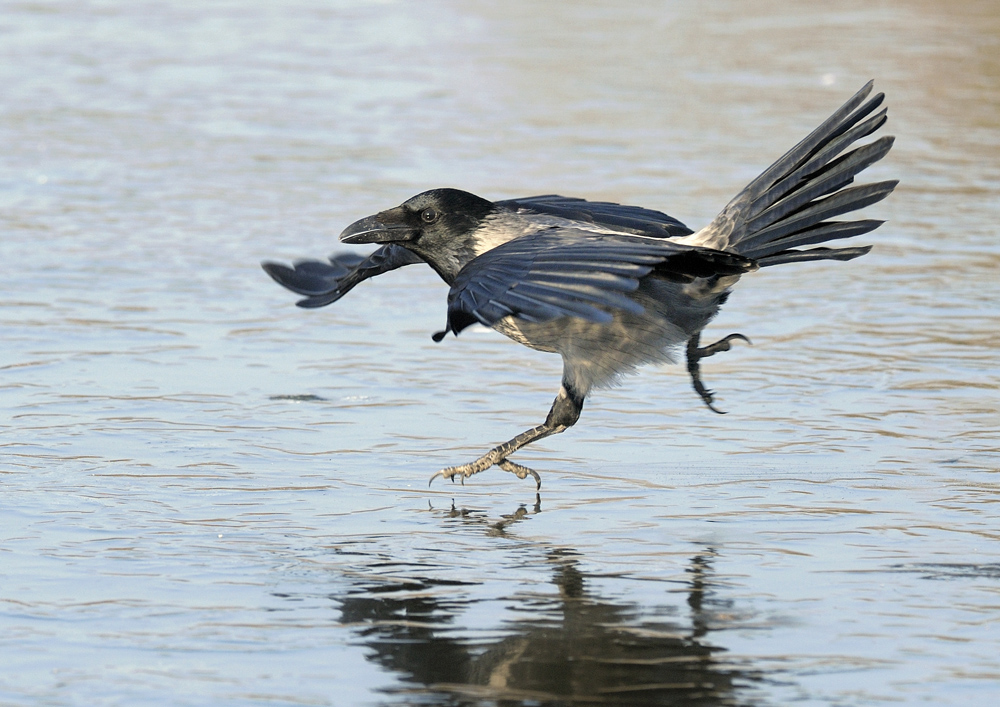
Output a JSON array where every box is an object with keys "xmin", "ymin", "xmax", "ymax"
[{"xmin": 2, "ymin": 1, "xmax": 999, "ymax": 705}]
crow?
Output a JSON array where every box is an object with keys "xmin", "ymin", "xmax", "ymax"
[{"xmin": 263, "ymin": 81, "xmax": 896, "ymax": 488}]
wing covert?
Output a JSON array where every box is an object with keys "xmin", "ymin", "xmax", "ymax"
[{"xmin": 434, "ymin": 230, "xmax": 754, "ymax": 341}]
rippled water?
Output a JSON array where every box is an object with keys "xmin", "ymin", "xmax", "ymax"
[{"xmin": 2, "ymin": 1, "xmax": 999, "ymax": 705}]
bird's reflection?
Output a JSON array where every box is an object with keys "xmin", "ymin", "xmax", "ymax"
[{"xmin": 331, "ymin": 501, "xmax": 761, "ymax": 705}]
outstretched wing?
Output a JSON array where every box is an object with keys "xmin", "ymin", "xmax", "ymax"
[
  {"xmin": 497, "ymin": 195, "xmax": 694, "ymax": 239},
  {"xmin": 434, "ymin": 230, "xmax": 755, "ymax": 341},
  {"xmin": 262, "ymin": 244, "xmax": 425, "ymax": 308}
]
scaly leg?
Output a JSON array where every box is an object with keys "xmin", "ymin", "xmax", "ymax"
[
  {"xmin": 430, "ymin": 384, "xmax": 584, "ymax": 489},
  {"xmin": 686, "ymin": 331, "xmax": 751, "ymax": 414}
]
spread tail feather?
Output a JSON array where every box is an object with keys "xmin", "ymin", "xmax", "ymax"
[{"xmin": 681, "ymin": 81, "xmax": 896, "ymax": 265}]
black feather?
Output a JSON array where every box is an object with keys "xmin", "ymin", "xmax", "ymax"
[
  {"xmin": 439, "ymin": 230, "xmax": 754, "ymax": 338},
  {"xmin": 261, "ymin": 244, "xmax": 424, "ymax": 308}
]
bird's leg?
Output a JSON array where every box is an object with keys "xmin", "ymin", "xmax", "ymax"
[
  {"xmin": 430, "ymin": 384, "xmax": 584, "ymax": 489},
  {"xmin": 685, "ymin": 331, "xmax": 751, "ymax": 414}
]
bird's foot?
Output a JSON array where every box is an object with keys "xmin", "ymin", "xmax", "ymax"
[
  {"xmin": 686, "ymin": 332, "xmax": 751, "ymax": 414},
  {"xmin": 428, "ymin": 421, "xmax": 558, "ymax": 490},
  {"xmin": 429, "ymin": 454, "xmax": 541, "ymax": 490}
]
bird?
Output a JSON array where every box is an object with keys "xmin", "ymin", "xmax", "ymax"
[{"xmin": 263, "ymin": 81, "xmax": 896, "ymax": 489}]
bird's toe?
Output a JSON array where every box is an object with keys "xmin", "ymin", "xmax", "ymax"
[{"xmin": 497, "ymin": 460, "xmax": 542, "ymax": 490}]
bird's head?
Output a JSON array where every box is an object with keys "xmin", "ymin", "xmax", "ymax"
[{"xmin": 339, "ymin": 189, "xmax": 495, "ymax": 281}]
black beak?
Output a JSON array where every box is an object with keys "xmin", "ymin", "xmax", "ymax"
[{"xmin": 339, "ymin": 208, "xmax": 416, "ymax": 245}]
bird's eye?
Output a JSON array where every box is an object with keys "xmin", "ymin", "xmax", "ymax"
[{"xmin": 420, "ymin": 208, "xmax": 438, "ymax": 223}]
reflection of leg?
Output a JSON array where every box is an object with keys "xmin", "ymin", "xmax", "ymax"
[
  {"xmin": 430, "ymin": 384, "xmax": 584, "ymax": 489},
  {"xmin": 435, "ymin": 497, "xmax": 540, "ymax": 535},
  {"xmin": 549, "ymin": 548, "xmax": 585, "ymax": 599},
  {"xmin": 687, "ymin": 549, "xmax": 717, "ymax": 640},
  {"xmin": 685, "ymin": 332, "xmax": 750, "ymax": 414}
]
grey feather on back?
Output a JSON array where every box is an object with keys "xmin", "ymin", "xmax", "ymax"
[{"xmin": 496, "ymin": 195, "xmax": 694, "ymax": 238}]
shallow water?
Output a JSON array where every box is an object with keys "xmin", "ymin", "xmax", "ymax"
[{"xmin": 2, "ymin": 1, "xmax": 999, "ymax": 705}]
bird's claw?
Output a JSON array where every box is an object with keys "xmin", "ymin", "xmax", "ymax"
[
  {"xmin": 698, "ymin": 333, "xmax": 751, "ymax": 357},
  {"xmin": 428, "ymin": 458, "xmax": 490, "ymax": 487}
]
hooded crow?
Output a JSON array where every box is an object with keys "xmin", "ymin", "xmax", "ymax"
[{"xmin": 263, "ymin": 81, "xmax": 896, "ymax": 488}]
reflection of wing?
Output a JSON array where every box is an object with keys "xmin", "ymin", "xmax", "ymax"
[
  {"xmin": 434, "ymin": 230, "xmax": 755, "ymax": 341},
  {"xmin": 497, "ymin": 194, "xmax": 694, "ymax": 239},
  {"xmin": 262, "ymin": 244, "xmax": 425, "ymax": 308}
]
